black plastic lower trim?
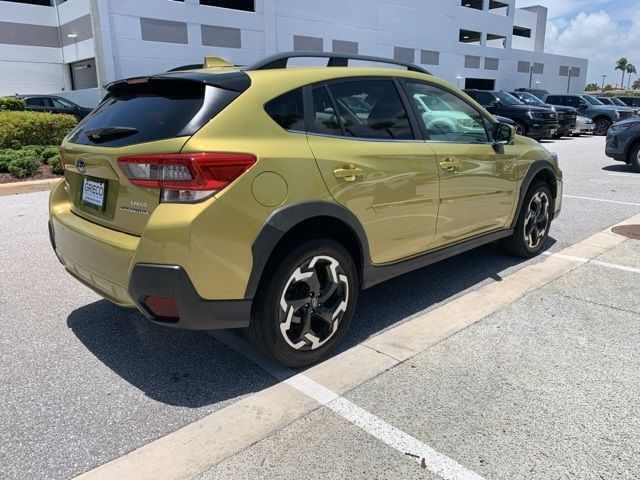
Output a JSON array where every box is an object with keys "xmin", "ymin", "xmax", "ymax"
[
  {"xmin": 128, "ymin": 263, "xmax": 251, "ymax": 330},
  {"xmin": 362, "ymin": 228, "xmax": 513, "ymax": 289}
]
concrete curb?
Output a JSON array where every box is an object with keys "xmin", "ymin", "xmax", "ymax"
[{"xmin": 0, "ymin": 178, "xmax": 61, "ymax": 197}]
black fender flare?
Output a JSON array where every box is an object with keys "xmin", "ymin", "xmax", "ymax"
[
  {"xmin": 510, "ymin": 160, "xmax": 559, "ymax": 229},
  {"xmin": 244, "ymin": 201, "xmax": 370, "ymax": 299}
]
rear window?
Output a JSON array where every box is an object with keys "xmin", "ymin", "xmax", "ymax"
[
  {"xmin": 68, "ymin": 81, "xmax": 238, "ymax": 147},
  {"xmin": 264, "ymin": 88, "xmax": 304, "ymax": 132}
]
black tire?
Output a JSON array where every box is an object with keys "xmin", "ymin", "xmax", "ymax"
[
  {"xmin": 629, "ymin": 142, "xmax": 640, "ymax": 173},
  {"xmin": 514, "ymin": 120, "xmax": 527, "ymax": 136},
  {"xmin": 246, "ymin": 238, "xmax": 358, "ymax": 367},
  {"xmin": 502, "ymin": 181, "xmax": 553, "ymax": 257},
  {"xmin": 594, "ymin": 117, "xmax": 612, "ymax": 136}
]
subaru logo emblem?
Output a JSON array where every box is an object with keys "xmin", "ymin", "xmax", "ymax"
[{"xmin": 76, "ymin": 158, "xmax": 86, "ymax": 173}]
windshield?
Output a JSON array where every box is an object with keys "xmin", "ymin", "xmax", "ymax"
[
  {"xmin": 611, "ymin": 97, "xmax": 627, "ymax": 106},
  {"xmin": 513, "ymin": 92, "xmax": 545, "ymax": 107},
  {"xmin": 495, "ymin": 91, "xmax": 524, "ymax": 106},
  {"xmin": 582, "ymin": 95, "xmax": 604, "ymax": 106}
]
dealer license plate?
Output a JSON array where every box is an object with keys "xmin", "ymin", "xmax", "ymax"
[{"xmin": 81, "ymin": 177, "xmax": 106, "ymax": 210}]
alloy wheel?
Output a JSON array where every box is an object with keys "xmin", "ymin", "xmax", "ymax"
[
  {"xmin": 523, "ymin": 191, "xmax": 550, "ymax": 249},
  {"xmin": 279, "ymin": 255, "xmax": 349, "ymax": 350},
  {"xmin": 594, "ymin": 119, "xmax": 610, "ymax": 136}
]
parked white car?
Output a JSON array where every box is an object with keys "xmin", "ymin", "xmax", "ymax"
[{"xmin": 572, "ymin": 115, "xmax": 595, "ymax": 136}]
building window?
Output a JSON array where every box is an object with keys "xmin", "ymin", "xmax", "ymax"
[
  {"xmin": 486, "ymin": 33, "xmax": 506, "ymax": 48},
  {"xmin": 485, "ymin": 57, "xmax": 499, "ymax": 70},
  {"xmin": 465, "ymin": 55, "xmax": 481, "ymax": 69},
  {"xmin": 201, "ymin": 25, "xmax": 241, "ymax": 48},
  {"xmin": 570, "ymin": 67, "xmax": 580, "ymax": 77},
  {"xmin": 4, "ymin": 0, "xmax": 52, "ymax": 5},
  {"xmin": 140, "ymin": 18, "xmax": 188, "ymax": 44},
  {"xmin": 559, "ymin": 66, "xmax": 569, "ymax": 77},
  {"xmin": 460, "ymin": 0, "xmax": 483, "ymax": 10},
  {"xmin": 459, "ymin": 29, "xmax": 481, "ymax": 45},
  {"xmin": 199, "ymin": 0, "xmax": 254, "ymax": 12},
  {"xmin": 488, "ymin": 0, "xmax": 509, "ymax": 15},
  {"xmin": 532, "ymin": 63, "xmax": 544, "ymax": 74},
  {"xmin": 293, "ymin": 35, "xmax": 323, "ymax": 52},
  {"xmin": 518, "ymin": 61, "xmax": 530, "ymax": 73},
  {"xmin": 394, "ymin": 47, "xmax": 414, "ymax": 63},
  {"xmin": 513, "ymin": 26, "xmax": 532, "ymax": 38},
  {"xmin": 420, "ymin": 50, "xmax": 440, "ymax": 66},
  {"xmin": 332, "ymin": 40, "xmax": 358, "ymax": 54}
]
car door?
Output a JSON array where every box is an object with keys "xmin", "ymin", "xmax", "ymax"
[
  {"xmin": 401, "ymin": 80, "xmax": 518, "ymax": 247},
  {"xmin": 306, "ymin": 78, "xmax": 440, "ymax": 264}
]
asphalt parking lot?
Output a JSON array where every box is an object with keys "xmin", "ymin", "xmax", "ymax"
[{"xmin": 1, "ymin": 135, "xmax": 640, "ymax": 480}]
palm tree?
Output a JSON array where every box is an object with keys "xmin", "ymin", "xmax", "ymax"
[
  {"xmin": 616, "ymin": 57, "xmax": 629, "ymax": 89},
  {"xmin": 627, "ymin": 64, "xmax": 637, "ymax": 90},
  {"xmin": 633, "ymin": 79, "xmax": 640, "ymax": 91}
]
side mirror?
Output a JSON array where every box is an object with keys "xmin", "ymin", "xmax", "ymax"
[{"xmin": 493, "ymin": 122, "xmax": 515, "ymax": 145}]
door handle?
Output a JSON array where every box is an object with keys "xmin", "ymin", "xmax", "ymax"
[
  {"xmin": 333, "ymin": 165, "xmax": 364, "ymax": 182},
  {"xmin": 439, "ymin": 156, "xmax": 460, "ymax": 172}
]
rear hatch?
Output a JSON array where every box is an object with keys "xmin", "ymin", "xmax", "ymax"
[{"xmin": 61, "ymin": 71, "xmax": 249, "ymax": 236}]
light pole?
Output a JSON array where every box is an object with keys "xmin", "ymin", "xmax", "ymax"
[
  {"xmin": 601, "ymin": 74, "xmax": 607, "ymax": 92},
  {"xmin": 529, "ymin": 65, "xmax": 534, "ymax": 89}
]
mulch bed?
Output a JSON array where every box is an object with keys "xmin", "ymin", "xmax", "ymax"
[{"xmin": 0, "ymin": 164, "xmax": 62, "ymax": 184}]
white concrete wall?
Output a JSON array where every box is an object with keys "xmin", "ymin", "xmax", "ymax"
[{"xmin": 0, "ymin": 0, "xmax": 588, "ymax": 96}]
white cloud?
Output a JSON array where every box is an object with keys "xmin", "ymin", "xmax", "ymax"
[{"xmin": 542, "ymin": 10, "xmax": 640, "ymax": 85}]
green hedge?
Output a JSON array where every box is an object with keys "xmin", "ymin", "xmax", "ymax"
[
  {"xmin": 0, "ymin": 97, "xmax": 25, "ymax": 111},
  {"xmin": 0, "ymin": 111, "xmax": 76, "ymax": 149},
  {"xmin": 0, "ymin": 145, "xmax": 62, "ymax": 178}
]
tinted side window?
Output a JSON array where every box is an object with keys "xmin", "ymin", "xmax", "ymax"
[
  {"xmin": 310, "ymin": 86, "xmax": 341, "ymax": 136},
  {"xmin": 264, "ymin": 88, "xmax": 304, "ymax": 132},
  {"xmin": 327, "ymin": 79, "xmax": 413, "ymax": 140},
  {"xmin": 405, "ymin": 82, "xmax": 489, "ymax": 143},
  {"xmin": 564, "ymin": 96, "xmax": 580, "ymax": 108},
  {"xmin": 474, "ymin": 92, "xmax": 495, "ymax": 107},
  {"xmin": 25, "ymin": 98, "xmax": 44, "ymax": 106},
  {"xmin": 545, "ymin": 96, "xmax": 561, "ymax": 105}
]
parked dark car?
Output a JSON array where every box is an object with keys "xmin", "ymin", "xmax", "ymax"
[
  {"xmin": 597, "ymin": 96, "xmax": 640, "ymax": 116},
  {"xmin": 616, "ymin": 96, "xmax": 640, "ymax": 108},
  {"xmin": 464, "ymin": 89, "xmax": 558, "ymax": 139},
  {"xmin": 510, "ymin": 91, "xmax": 577, "ymax": 138},
  {"xmin": 16, "ymin": 95, "xmax": 92, "ymax": 120},
  {"xmin": 543, "ymin": 94, "xmax": 634, "ymax": 135},
  {"xmin": 605, "ymin": 118, "xmax": 640, "ymax": 172},
  {"xmin": 514, "ymin": 88, "xmax": 550, "ymax": 101}
]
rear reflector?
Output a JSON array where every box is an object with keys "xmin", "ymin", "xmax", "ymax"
[
  {"xmin": 117, "ymin": 152, "xmax": 256, "ymax": 202},
  {"xmin": 144, "ymin": 296, "xmax": 179, "ymax": 318}
]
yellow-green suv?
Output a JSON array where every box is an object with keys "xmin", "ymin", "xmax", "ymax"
[{"xmin": 49, "ymin": 52, "xmax": 562, "ymax": 366}]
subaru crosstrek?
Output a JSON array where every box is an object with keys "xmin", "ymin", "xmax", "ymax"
[{"xmin": 49, "ymin": 52, "xmax": 563, "ymax": 366}]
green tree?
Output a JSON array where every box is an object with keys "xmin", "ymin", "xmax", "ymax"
[
  {"xmin": 604, "ymin": 84, "xmax": 613, "ymax": 91},
  {"xmin": 616, "ymin": 57, "xmax": 629, "ymax": 88},
  {"xmin": 633, "ymin": 78, "xmax": 640, "ymax": 91},
  {"xmin": 585, "ymin": 83, "xmax": 599, "ymax": 91},
  {"xmin": 626, "ymin": 64, "xmax": 637, "ymax": 90}
]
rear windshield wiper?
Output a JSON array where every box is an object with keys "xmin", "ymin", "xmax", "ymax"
[{"xmin": 84, "ymin": 126, "xmax": 138, "ymax": 140}]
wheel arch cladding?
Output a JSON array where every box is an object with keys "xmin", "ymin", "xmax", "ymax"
[
  {"xmin": 245, "ymin": 201, "xmax": 370, "ymax": 299},
  {"xmin": 511, "ymin": 161, "xmax": 557, "ymax": 229}
]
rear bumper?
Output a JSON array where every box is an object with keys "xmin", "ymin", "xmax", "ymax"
[{"xmin": 129, "ymin": 264, "xmax": 251, "ymax": 329}]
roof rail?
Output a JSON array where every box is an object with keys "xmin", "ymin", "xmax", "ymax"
[{"xmin": 244, "ymin": 51, "xmax": 431, "ymax": 74}]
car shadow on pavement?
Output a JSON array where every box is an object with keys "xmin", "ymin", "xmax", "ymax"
[
  {"xmin": 67, "ymin": 301, "xmax": 278, "ymax": 408},
  {"xmin": 67, "ymin": 237, "xmax": 556, "ymax": 406},
  {"xmin": 602, "ymin": 164, "xmax": 637, "ymax": 173}
]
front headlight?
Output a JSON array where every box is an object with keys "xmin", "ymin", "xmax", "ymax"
[{"xmin": 610, "ymin": 121, "xmax": 640, "ymax": 131}]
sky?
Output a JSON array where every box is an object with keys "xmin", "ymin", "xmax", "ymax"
[{"xmin": 517, "ymin": 0, "xmax": 640, "ymax": 87}]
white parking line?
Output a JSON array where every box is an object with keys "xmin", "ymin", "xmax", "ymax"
[
  {"xmin": 542, "ymin": 251, "xmax": 640, "ymax": 274},
  {"xmin": 211, "ymin": 331, "xmax": 486, "ymax": 480},
  {"xmin": 563, "ymin": 195, "xmax": 640, "ymax": 207}
]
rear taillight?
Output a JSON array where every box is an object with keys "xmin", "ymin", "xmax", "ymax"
[
  {"xmin": 117, "ymin": 152, "xmax": 256, "ymax": 203},
  {"xmin": 144, "ymin": 296, "xmax": 179, "ymax": 319}
]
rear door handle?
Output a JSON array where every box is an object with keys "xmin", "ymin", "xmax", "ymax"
[
  {"xmin": 439, "ymin": 156, "xmax": 460, "ymax": 172},
  {"xmin": 333, "ymin": 166, "xmax": 364, "ymax": 182}
]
